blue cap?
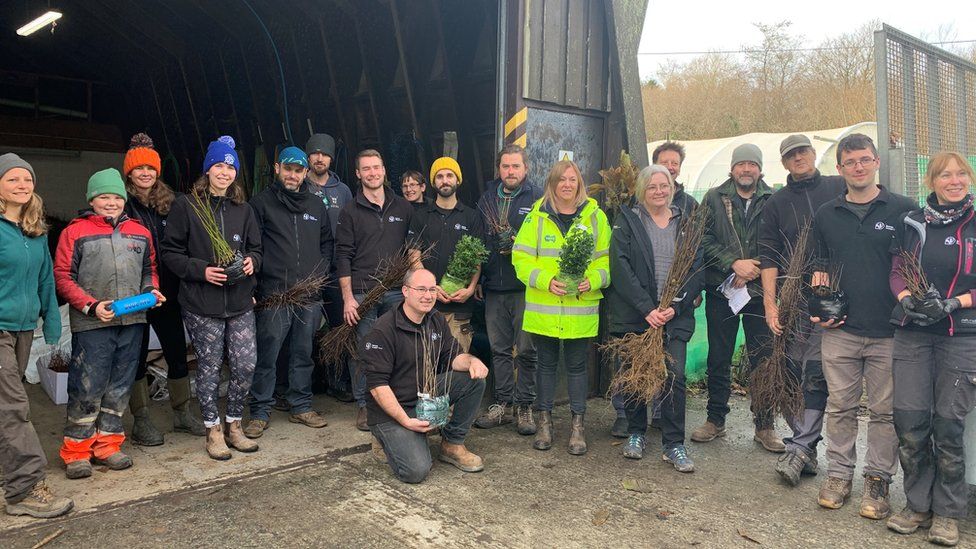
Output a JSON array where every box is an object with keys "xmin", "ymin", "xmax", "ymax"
[
  {"xmin": 278, "ymin": 146, "xmax": 309, "ymax": 168},
  {"xmin": 202, "ymin": 135, "xmax": 240, "ymax": 174}
]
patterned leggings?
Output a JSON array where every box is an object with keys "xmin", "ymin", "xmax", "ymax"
[{"xmin": 182, "ymin": 310, "xmax": 256, "ymax": 427}]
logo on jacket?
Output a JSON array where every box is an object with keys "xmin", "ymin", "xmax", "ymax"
[
  {"xmin": 544, "ymin": 235, "xmax": 556, "ymax": 243},
  {"xmin": 126, "ymin": 242, "xmax": 143, "ymax": 254},
  {"xmin": 518, "ymin": 207, "xmax": 531, "ymax": 215},
  {"xmin": 430, "ymin": 332, "xmax": 441, "ymax": 341},
  {"xmin": 233, "ymin": 234, "xmax": 241, "ymax": 242},
  {"xmin": 388, "ymin": 216, "xmax": 403, "ymax": 223},
  {"xmin": 365, "ymin": 342, "xmax": 383, "ymax": 350},
  {"xmin": 946, "ymin": 236, "xmax": 958, "ymax": 246},
  {"xmin": 454, "ymin": 223, "xmax": 468, "ymax": 231},
  {"xmin": 161, "ymin": 220, "xmax": 167, "ymax": 227},
  {"xmin": 303, "ymin": 213, "xmax": 319, "ymax": 222},
  {"xmin": 874, "ymin": 222, "xmax": 894, "ymax": 231}
]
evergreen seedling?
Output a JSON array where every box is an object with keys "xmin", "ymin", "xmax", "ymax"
[
  {"xmin": 440, "ymin": 235, "xmax": 489, "ymax": 295},
  {"xmin": 556, "ymin": 222, "xmax": 595, "ymax": 296}
]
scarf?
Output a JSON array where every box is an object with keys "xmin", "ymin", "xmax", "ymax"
[{"xmin": 923, "ymin": 192, "xmax": 973, "ymax": 226}]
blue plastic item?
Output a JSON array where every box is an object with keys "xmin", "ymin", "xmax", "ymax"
[{"xmin": 110, "ymin": 292, "xmax": 158, "ymax": 315}]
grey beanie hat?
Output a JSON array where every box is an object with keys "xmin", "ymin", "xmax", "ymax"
[
  {"xmin": 0, "ymin": 153, "xmax": 36, "ymax": 182},
  {"xmin": 305, "ymin": 134, "xmax": 336, "ymax": 159},
  {"xmin": 730, "ymin": 143, "xmax": 763, "ymax": 170}
]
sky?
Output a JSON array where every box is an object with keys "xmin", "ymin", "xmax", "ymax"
[{"xmin": 638, "ymin": 0, "xmax": 976, "ymax": 81}]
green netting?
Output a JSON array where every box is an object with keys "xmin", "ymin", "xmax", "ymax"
[{"xmin": 686, "ymin": 305, "xmax": 744, "ymax": 383}]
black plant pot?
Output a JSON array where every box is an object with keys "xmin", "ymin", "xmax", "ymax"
[
  {"xmin": 808, "ymin": 288, "xmax": 849, "ymax": 321},
  {"xmin": 222, "ymin": 252, "xmax": 247, "ymax": 286},
  {"xmin": 912, "ymin": 287, "xmax": 945, "ymax": 319}
]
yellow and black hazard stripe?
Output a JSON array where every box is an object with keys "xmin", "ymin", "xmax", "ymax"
[{"xmin": 504, "ymin": 107, "xmax": 527, "ymax": 148}]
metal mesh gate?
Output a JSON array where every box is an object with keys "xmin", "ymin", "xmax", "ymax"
[{"xmin": 874, "ymin": 24, "xmax": 976, "ymax": 202}]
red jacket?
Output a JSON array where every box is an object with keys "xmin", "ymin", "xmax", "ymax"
[{"xmin": 54, "ymin": 211, "xmax": 159, "ymax": 333}]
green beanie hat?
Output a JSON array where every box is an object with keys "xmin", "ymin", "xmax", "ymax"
[{"xmin": 87, "ymin": 168, "xmax": 128, "ymax": 201}]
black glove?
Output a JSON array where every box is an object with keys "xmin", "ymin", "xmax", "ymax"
[
  {"xmin": 900, "ymin": 296, "xmax": 929, "ymax": 322},
  {"xmin": 913, "ymin": 296, "xmax": 961, "ymax": 326}
]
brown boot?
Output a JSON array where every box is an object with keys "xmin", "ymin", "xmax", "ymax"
[
  {"xmin": 568, "ymin": 413, "xmax": 587, "ymax": 455},
  {"xmin": 371, "ymin": 436, "xmax": 387, "ymax": 463},
  {"xmin": 817, "ymin": 476, "xmax": 852, "ymax": 509},
  {"xmin": 356, "ymin": 407, "xmax": 369, "ymax": 431},
  {"xmin": 4, "ymin": 480, "xmax": 73, "ymax": 519},
  {"xmin": 753, "ymin": 428, "xmax": 786, "ymax": 453},
  {"xmin": 438, "ymin": 441, "xmax": 484, "ymax": 472},
  {"xmin": 224, "ymin": 420, "xmax": 259, "ymax": 453},
  {"xmin": 290, "ymin": 411, "xmax": 328, "ymax": 428},
  {"xmin": 534, "ymin": 411, "xmax": 552, "ymax": 451},
  {"xmin": 243, "ymin": 419, "xmax": 268, "ymax": 439},
  {"xmin": 690, "ymin": 421, "xmax": 726, "ymax": 442},
  {"xmin": 886, "ymin": 507, "xmax": 932, "ymax": 534},
  {"xmin": 928, "ymin": 515, "xmax": 959, "ymax": 546},
  {"xmin": 206, "ymin": 425, "xmax": 231, "ymax": 461},
  {"xmin": 859, "ymin": 475, "xmax": 891, "ymax": 520}
]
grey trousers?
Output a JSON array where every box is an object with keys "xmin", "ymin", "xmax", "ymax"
[
  {"xmin": 484, "ymin": 291, "xmax": 537, "ymax": 406},
  {"xmin": 893, "ymin": 329, "xmax": 976, "ymax": 519},
  {"xmin": 0, "ymin": 330, "xmax": 46, "ymax": 504},
  {"xmin": 783, "ymin": 321, "xmax": 827, "ymax": 457},
  {"xmin": 821, "ymin": 329, "xmax": 897, "ymax": 481}
]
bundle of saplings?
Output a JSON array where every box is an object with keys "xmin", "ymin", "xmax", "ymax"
[
  {"xmin": 556, "ymin": 222, "xmax": 595, "ymax": 296},
  {"xmin": 414, "ymin": 326, "xmax": 455, "ymax": 427},
  {"xmin": 588, "ymin": 150, "xmax": 639, "ymax": 225},
  {"xmin": 439, "ymin": 235, "xmax": 489, "ymax": 295}
]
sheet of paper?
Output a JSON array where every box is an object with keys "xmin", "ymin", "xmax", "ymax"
[{"xmin": 718, "ymin": 273, "xmax": 751, "ymax": 314}]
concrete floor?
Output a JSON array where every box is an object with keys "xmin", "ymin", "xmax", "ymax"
[{"xmin": 2, "ymin": 384, "xmax": 974, "ymax": 548}]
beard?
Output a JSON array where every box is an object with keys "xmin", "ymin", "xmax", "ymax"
[
  {"xmin": 733, "ymin": 176, "xmax": 756, "ymax": 192},
  {"xmin": 436, "ymin": 184, "xmax": 457, "ymax": 198}
]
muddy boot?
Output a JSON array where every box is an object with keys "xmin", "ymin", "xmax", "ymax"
[
  {"xmin": 690, "ymin": 421, "xmax": 726, "ymax": 442},
  {"xmin": 753, "ymin": 428, "xmax": 786, "ymax": 453},
  {"xmin": 438, "ymin": 441, "xmax": 484, "ymax": 472},
  {"xmin": 206, "ymin": 425, "xmax": 231, "ymax": 461},
  {"xmin": 533, "ymin": 411, "xmax": 552, "ymax": 451},
  {"xmin": 928, "ymin": 516, "xmax": 959, "ymax": 546},
  {"xmin": 817, "ymin": 476, "xmax": 852, "ymax": 509},
  {"xmin": 64, "ymin": 459, "xmax": 92, "ymax": 480},
  {"xmin": 567, "ymin": 413, "xmax": 587, "ymax": 456},
  {"xmin": 4, "ymin": 480, "xmax": 73, "ymax": 519},
  {"xmin": 474, "ymin": 403, "xmax": 512, "ymax": 429},
  {"xmin": 225, "ymin": 420, "xmax": 259, "ymax": 453},
  {"xmin": 775, "ymin": 450, "xmax": 810, "ymax": 487},
  {"xmin": 887, "ymin": 507, "xmax": 933, "ymax": 534},
  {"xmin": 515, "ymin": 404, "xmax": 537, "ymax": 435},
  {"xmin": 170, "ymin": 377, "xmax": 206, "ymax": 436},
  {"xmin": 356, "ymin": 407, "xmax": 369, "ymax": 432},
  {"xmin": 859, "ymin": 475, "xmax": 891, "ymax": 520},
  {"xmin": 92, "ymin": 451, "xmax": 133, "ymax": 470},
  {"xmin": 129, "ymin": 377, "xmax": 163, "ymax": 446}
]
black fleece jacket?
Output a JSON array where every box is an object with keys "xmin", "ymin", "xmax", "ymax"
[
  {"xmin": 607, "ymin": 202, "xmax": 703, "ymax": 341},
  {"xmin": 759, "ymin": 170, "xmax": 846, "ymax": 270},
  {"xmin": 249, "ymin": 180, "xmax": 334, "ymax": 300},
  {"xmin": 160, "ymin": 194, "xmax": 262, "ymax": 318},
  {"xmin": 334, "ymin": 188, "xmax": 413, "ymax": 293},
  {"xmin": 475, "ymin": 179, "xmax": 544, "ymax": 293}
]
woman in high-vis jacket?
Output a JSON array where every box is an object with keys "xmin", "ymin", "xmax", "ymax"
[
  {"xmin": 512, "ymin": 160, "xmax": 610, "ymax": 455},
  {"xmin": 887, "ymin": 152, "xmax": 976, "ymax": 547}
]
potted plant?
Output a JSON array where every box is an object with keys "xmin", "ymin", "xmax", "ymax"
[
  {"xmin": 415, "ymin": 327, "xmax": 454, "ymax": 427},
  {"xmin": 187, "ymin": 191, "xmax": 248, "ymax": 285},
  {"xmin": 439, "ymin": 235, "xmax": 489, "ymax": 295},
  {"xmin": 556, "ymin": 222, "xmax": 595, "ymax": 296}
]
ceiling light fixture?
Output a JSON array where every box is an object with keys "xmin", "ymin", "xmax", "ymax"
[{"xmin": 16, "ymin": 10, "xmax": 62, "ymax": 36}]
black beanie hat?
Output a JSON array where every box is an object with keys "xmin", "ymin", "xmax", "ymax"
[{"xmin": 305, "ymin": 134, "xmax": 336, "ymax": 159}]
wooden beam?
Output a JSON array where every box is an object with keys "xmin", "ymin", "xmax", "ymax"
[{"xmin": 390, "ymin": 0, "xmax": 427, "ymax": 169}]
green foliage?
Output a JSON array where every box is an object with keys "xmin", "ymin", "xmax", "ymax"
[
  {"xmin": 444, "ymin": 235, "xmax": 489, "ymax": 282},
  {"xmin": 187, "ymin": 192, "xmax": 236, "ymax": 266},
  {"xmin": 557, "ymin": 222, "xmax": 594, "ymax": 278}
]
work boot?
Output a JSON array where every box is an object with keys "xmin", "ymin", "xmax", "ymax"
[
  {"xmin": 206, "ymin": 425, "xmax": 231, "ymax": 461},
  {"xmin": 170, "ymin": 376, "xmax": 206, "ymax": 436},
  {"xmin": 371, "ymin": 437, "xmax": 387, "ymax": 463},
  {"xmin": 92, "ymin": 451, "xmax": 133, "ymax": 470},
  {"xmin": 775, "ymin": 450, "xmax": 810, "ymax": 487},
  {"xmin": 290, "ymin": 411, "xmax": 328, "ymax": 428},
  {"xmin": 817, "ymin": 476, "xmax": 852, "ymax": 509},
  {"xmin": 4, "ymin": 481, "xmax": 73, "ymax": 519},
  {"xmin": 802, "ymin": 454, "xmax": 819, "ymax": 476},
  {"xmin": 927, "ymin": 515, "xmax": 959, "ymax": 546},
  {"xmin": 474, "ymin": 403, "xmax": 512, "ymax": 429},
  {"xmin": 663, "ymin": 444, "xmax": 695, "ymax": 473},
  {"xmin": 887, "ymin": 507, "xmax": 933, "ymax": 534},
  {"xmin": 622, "ymin": 434, "xmax": 646, "ymax": 460},
  {"xmin": 243, "ymin": 419, "xmax": 268, "ymax": 439},
  {"xmin": 534, "ymin": 411, "xmax": 552, "ymax": 451},
  {"xmin": 567, "ymin": 413, "xmax": 587, "ymax": 455},
  {"xmin": 272, "ymin": 392, "xmax": 290, "ymax": 412},
  {"xmin": 225, "ymin": 420, "xmax": 259, "ymax": 453},
  {"xmin": 859, "ymin": 475, "xmax": 891, "ymax": 520},
  {"xmin": 610, "ymin": 416, "xmax": 628, "ymax": 439},
  {"xmin": 753, "ymin": 428, "xmax": 786, "ymax": 453},
  {"xmin": 438, "ymin": 441, "xmax": 484, "ymax": 472},
  {"xmin": 65, "ymin": 460, "xmax": 92, "ymax": 479},
  {"xmin": 129, "ymin": 377, "xmax": 164, "ymax": 446},
  {"xmin": 515, "ymin": 404, "xmax": 537, "ymax": 435},
  {"xmin": 356, "ymin": 407, "xmax": 369, "ymax": 431},
  {"xmin": 690, "ymin": 421, "xmax": 726, "ymax": 442}
]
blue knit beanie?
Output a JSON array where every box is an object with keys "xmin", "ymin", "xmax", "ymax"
[
  {"xmin": 278, "ymin": 146, "xmax": 309, "ymax": 168},
  {"xmin": 202, "ymin": 136, "xmax": 240, "ymax": 173}
]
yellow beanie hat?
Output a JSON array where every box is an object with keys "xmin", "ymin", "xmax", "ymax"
[{"xmin": 429, "ymin": 156, "xmax": 462, "ymax": 185}]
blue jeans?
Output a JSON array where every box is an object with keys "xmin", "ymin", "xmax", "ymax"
[
  {"xmin": 65, "ymin": 325, "xmax": 144, "ymax": 441},
  {"xmin": 533, "ymin": 335, "xmax": 590, "ymax": 415},
  {"xmin": 351, "ymin": 290, "xmax": 403, "ymax": 408},
  {"xmin": 370, "ymin": 371, "xmax": 485, "ymax": 483},
  {"xmin": 250, "ymin": 304, "xmax": 323, "ymax": 420}
]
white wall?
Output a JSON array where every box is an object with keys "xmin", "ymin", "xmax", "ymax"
[{"xmin": 8, "ymin": 148, "xmax": 123, "ymax": 221}]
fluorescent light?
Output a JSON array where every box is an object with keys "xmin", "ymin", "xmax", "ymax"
[{"xmin": 16, "ymin": 10, "xmax": 62, "ymax": 36}]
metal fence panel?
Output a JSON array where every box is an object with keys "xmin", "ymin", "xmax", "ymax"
[{"xmin": 874, "ymin": 24, "xmax": 976, "ymax": 202}]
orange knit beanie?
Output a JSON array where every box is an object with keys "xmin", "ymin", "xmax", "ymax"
[{"xmin": 123, "ymin": 133, "xmax": 162, "ymax": 176}]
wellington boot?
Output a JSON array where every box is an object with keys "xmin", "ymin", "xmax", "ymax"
[
  {"xmin": 567, "ymin": 413, "xmax": 587, "ymax": 455},
  {"xmin": 225, "ymin": 420, "xmax": 259, "ymax": 453},
  {"xmin": 169, "ymin": 377, "xmax": 206, "ymax": 436},
  {"xmin": 129, "ymin": 377, "xmax": 163, "ymax": 446},
  {"xmin": 533, "ymin": 411, "xmax": 552, "ymax": 451}
]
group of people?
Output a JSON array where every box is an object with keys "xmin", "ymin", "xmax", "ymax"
[{"xmin": 0, "ymin": 132, "xmax": 973, "ymax": 546}]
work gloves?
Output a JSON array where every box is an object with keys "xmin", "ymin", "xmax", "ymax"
[{"xmin": 902, "ymin": 292, "xmax": 962, "ymax": 326}]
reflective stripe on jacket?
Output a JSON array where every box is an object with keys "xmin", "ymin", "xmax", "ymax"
[{"xmin": 511, "ymin": 197, "xmax": 610, "ymax": 339}]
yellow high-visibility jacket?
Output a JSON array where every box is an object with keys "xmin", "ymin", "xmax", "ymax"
[{"xmin": 512, "ymin": 197, "xmax": 611, "ymax": 339}]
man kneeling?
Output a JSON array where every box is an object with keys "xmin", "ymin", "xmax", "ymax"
[{"xmin": 362, "ymin": 269, "xmax": 488, "ymax": 483}]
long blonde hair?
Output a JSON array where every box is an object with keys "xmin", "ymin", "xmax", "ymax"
[
  {"xmin": 0, "ymin": 192, "xmax": 47, "ymax": 237},
  {"xmin": 541, "ymin": 160, "xmax": 587, "ymax": 211}
]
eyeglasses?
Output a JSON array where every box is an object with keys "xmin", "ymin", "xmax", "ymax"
[
  {"xmin": 406, "ymin": 285, "xmax": 437, "ymax": 295},
  {"xmin": 402, "ymin": 182, "xmax": 421, "ymax": 190},
  {"xmin": 840, "ymin": 157, "xmax": 877, "ymax": 169}
]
